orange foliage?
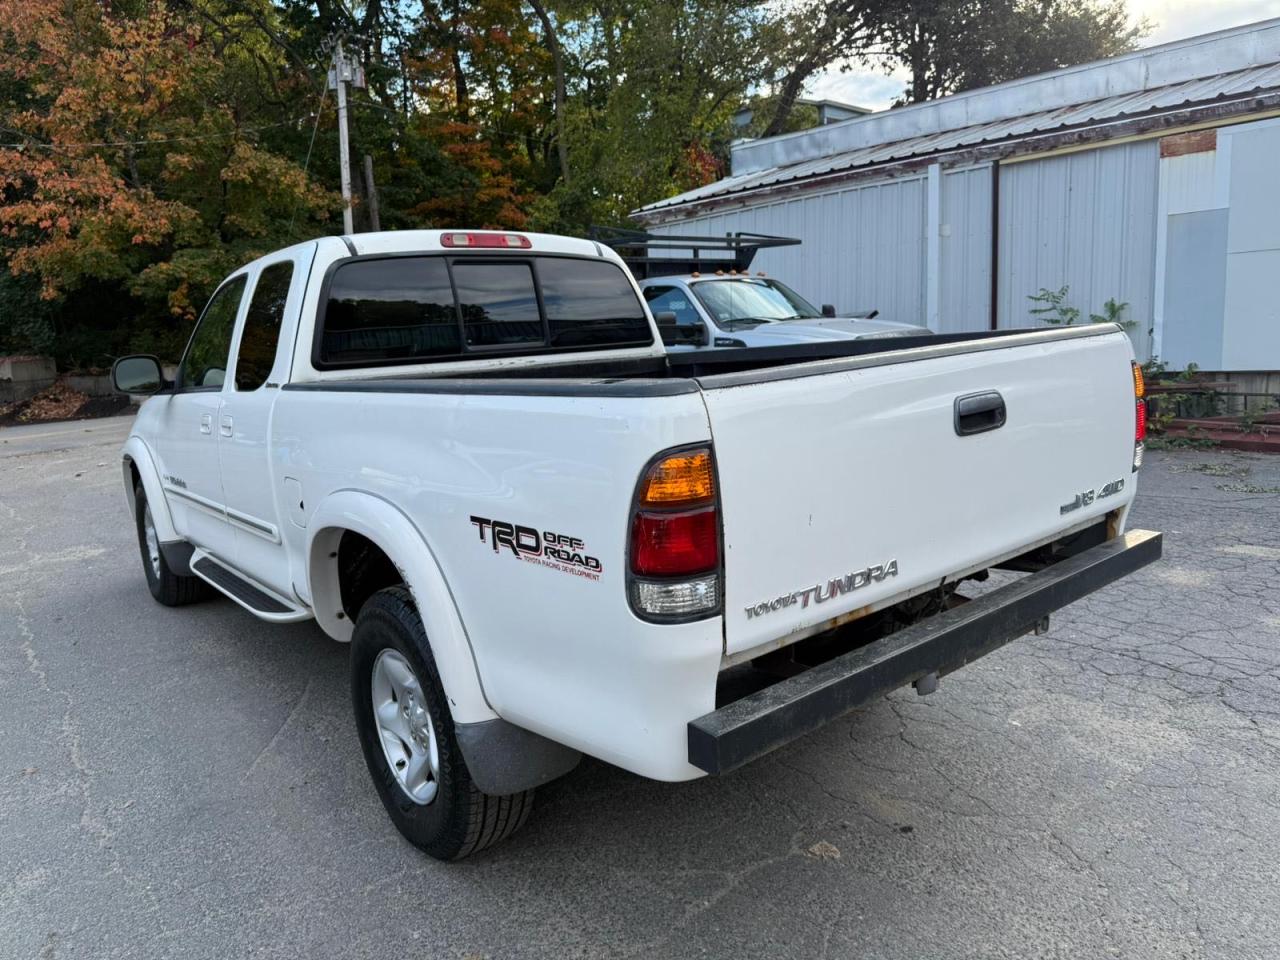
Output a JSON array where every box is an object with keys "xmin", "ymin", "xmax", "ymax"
[
  {"xmin": 0, "ymin": 0, "xmax": 200, "ymax": 297},
  {"xmin": 411, "ymin": 121, "xmax": 530, "ymax": 229}
]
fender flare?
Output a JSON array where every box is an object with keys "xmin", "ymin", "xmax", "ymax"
[
  {"xmin": 121, "ymin": 436, "xmax": 178, "ymax": 543},
  {"xmin": 306, "ymin": 490, "xmax": 497, "ymax": 726}
]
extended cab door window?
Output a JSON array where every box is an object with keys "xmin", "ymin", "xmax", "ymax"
[
  {"xmin": 179, "ymin": 275, "xmax": 247, "ymax": 390},
  {"xmin": 234, "ymin": 261, "xmax": 293, "ymax": 391}
]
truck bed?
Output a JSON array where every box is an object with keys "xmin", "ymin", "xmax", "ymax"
[{"xmin": 288, "ymin": 326, "xmax": 1104, "ymax": 392}]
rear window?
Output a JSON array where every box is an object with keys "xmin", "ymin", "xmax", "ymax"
[
  {"xmin": 453, "ymin": 260, "xmax": 543, "ymax": 347},
  {"xmin": 317, "ymin": 255, "xmax": 652, "ymax": 367},
  {"xmin": 539, "ymin": 257, "xmax": 651, "ymax": 348},
  {"xmin": 322, "ymin": 257, "xmax": 460, "ymax": 364}
]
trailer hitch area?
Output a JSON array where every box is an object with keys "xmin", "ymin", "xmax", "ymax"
[
  {"xmin": 1034, "ymin": 615, "xmax": 1050, "ymax": 636},
  {"xmin": 913, "ymin": 671, "xmax": 939, "ymax": 696}
]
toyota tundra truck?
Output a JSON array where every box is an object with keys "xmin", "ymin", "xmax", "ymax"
[{"xmin": 112, "ymin": 229, "xmax": 1161, "ymax": 860}]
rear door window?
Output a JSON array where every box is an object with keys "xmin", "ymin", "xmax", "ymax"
[{"xmin": 235, "ymin": 261, "xmax": 293, "ymax": 391}]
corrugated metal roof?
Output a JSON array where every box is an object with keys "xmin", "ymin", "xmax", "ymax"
[{"xmin": 636, "ymin": 59, "xmax": 1280, "ymax": 217}]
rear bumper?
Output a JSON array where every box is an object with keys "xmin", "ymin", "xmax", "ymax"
[{"xmin": 687, "ymin": 528, "xmax": 1162, "ymax": 775}]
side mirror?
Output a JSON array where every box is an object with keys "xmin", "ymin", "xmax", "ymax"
[
  {"xmin": 821, "ymin": 304, "xmax": 837, "ymax": 318},
  {"xmin": 112, "ymin": 355, "xmax": 167, "ymax": 395},
  {"xmin": 654, "ymin": 311, "xmax": 708, "ymax": 347}
]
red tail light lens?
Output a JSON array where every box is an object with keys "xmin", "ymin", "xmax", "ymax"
[
  {"xmin": 630, "ymin": 507, "xmax": 718, "ymax": 577},
  {"xmin": 630, "ymin": 445, "xmax": 722, "ymax": 621},
  {"xmin": 440, "ymin": 232, "xmax": 531, "ymax": 248},
  {"xmin": 1132, "ymin": 361, "xmax": 1146, "ymax": 472}
]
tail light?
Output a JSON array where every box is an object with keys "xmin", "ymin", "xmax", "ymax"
[
  {"xmin": 1132, "ymin": 361, "xmax": 1146, "ymax": 471},
  {"xmin": 628, "ymin": 446, "xmax": 721, "ymax": 621}
]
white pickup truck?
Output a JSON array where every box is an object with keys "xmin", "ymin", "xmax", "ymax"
[{"xmin": 113, "ymin": 229, "xmax": 1161, "ymax": 860}]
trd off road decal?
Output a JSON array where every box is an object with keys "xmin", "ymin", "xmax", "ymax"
[{"xmin": 469, "ymin": 516, "xmax": 602, "ymax": 582}]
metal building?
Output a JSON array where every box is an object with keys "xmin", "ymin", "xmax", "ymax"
[{"xmin": 631, "ymin": 19, "xmax": 1280, "ymax": 374}]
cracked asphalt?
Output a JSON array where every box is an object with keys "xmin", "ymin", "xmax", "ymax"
[{"xmin": 3, "ymin": 415, "xmax": 1280, "ymax": 959}]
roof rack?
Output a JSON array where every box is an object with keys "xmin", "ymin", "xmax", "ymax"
[{"xmin": 589, "ymin": 226, "xmax": 800, "ymax": 279}]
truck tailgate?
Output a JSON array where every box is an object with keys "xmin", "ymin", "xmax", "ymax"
[{"xmin": 698, "ymin": 326, "xmax": 1139, "ymax": 656}]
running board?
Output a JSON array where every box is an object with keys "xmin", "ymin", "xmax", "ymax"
[{"xmin": 190, "ymin": 550, "xmax": 312, "ymax": 623}]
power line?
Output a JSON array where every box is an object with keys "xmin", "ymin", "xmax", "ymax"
[
  {"xmin": 0, "ymin": 115, "xmax": 318, "ymax": 151},
  {"xmin": 289, "ymin": 84, "xmax": 331, "ymax": 236}
]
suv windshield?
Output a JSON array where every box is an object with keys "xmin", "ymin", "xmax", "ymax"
[{"xmin": 690, "ymin": 278, "xmax": 821, "ymax": 329}]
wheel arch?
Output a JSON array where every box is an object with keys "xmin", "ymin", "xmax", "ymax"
[
  {"xmin": 306, "ymin": 490, "xmax": 496, "ymax": 725},
  {"xmin": 121, "ymin": 436, "xmax": 178, "ymax": 542}
]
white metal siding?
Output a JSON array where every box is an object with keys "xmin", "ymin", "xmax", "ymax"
[
  {"xmin": 650, "ymin": 175, "xmax": 930, "ymax": 326},
  {"xmin": 997, "ymin": 141, "xmax": 1159, "ymax": 358},
  {"xmin": 1164, "ymin": 150, "xmax": 1221, "ymax": 215},
  {"xmin": 1222, "ymin": 122, "xmax": 1280, "ymax": 369},
  {"xmin": 939, "ymin": 166, "xmax": 994, "ymax": 334}
]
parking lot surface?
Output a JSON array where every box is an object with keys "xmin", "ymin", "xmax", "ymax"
[{"xmin": 3, "ymin": 414, "xmax": 1279, "ymax": 960}]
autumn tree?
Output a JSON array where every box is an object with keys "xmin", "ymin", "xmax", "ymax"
[{"xmin": 0, "ymin": 0, "xmax": 335, "ymax": 364}]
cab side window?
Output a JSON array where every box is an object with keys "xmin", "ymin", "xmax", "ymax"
[
  {"xmin": 643, "ymin": 286, "xmax": 702, "ymax": 326},
  {"xmin": 235, "ymin": 262, "xmax": 294, "ymax": 391},
  {"xmin": 179, "ymin": 275, "xmax": 247, "ymax": 390}
]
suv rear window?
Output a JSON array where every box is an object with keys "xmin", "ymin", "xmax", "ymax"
[{"xmin": 317, "ymin": 255, "xmax": 652, "ymax": 367}]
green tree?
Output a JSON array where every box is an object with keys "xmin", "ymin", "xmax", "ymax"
[
  {"xmin": 761, "ymin": 0, "xmax": 1144, "ymax": 133},
  {"xmin": 870, "ymin": 0, "xmax": 1148, "ymax": 104}
]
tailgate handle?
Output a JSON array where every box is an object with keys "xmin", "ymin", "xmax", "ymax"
[{"xmin": 954, "ymin": 391, "xmax": 1006, "ymax": 436}]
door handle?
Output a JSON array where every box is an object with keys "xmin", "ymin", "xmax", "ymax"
[
  {"xmin": 954, "ymin": 391, "xmax": 1006, "ymax": 436},
  {"xmin": 200, "ymin": 413, "xmax": 212, "ymax": 435},
  {"xmin": 220, "ymin": 415, "xmax": 233, "ymax": 437}
]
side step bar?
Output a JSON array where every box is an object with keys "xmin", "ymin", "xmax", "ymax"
[
  {"xmin": 190, "ymin": 550, "xmax": 312, "ymax": 623},
  {"xmin": 688, "ymin": 529, "xmax": 1163, "ymax": 775}
]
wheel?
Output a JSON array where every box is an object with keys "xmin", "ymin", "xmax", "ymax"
[
  {"xmin": 350, "ymin": 586, "xmax": 534, "ymax": 860},
  {"xmin": 133, "ymin": 484, "xmax": 209, "ymax": 606}
]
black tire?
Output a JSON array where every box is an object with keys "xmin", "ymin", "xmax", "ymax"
[
  {"xmin": 351, "ymin": 586, "xmax": 534, "ymax": 860},
  {"xmin": 133, "ymin": 484, "xmax": 209, "ymax": 606}
]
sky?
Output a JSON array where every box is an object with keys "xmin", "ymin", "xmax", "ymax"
[{"xmin": 809, "ymin": 0, "xmax": 1280, "ymax": 110}]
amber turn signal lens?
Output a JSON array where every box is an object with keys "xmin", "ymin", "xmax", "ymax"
[
  {"xmin": 640, "ymin": 449, "xmax": 715, "ymax": 506},
  {"xmin": 1132, "ymin": 361, "xmax": 1145, "ymax": 399}
]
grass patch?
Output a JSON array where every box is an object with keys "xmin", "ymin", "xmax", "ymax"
[
  {"xmin": 1146, "ymin": 436, "xmax": 1219, "ymax": 450},
  {"xmin": 1216, "ymin": 482, "xmax": 1280, "ymax": 495}
]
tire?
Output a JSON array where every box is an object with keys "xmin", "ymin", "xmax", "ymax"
[
  {"xmin": 351, "ymin": 586, "xmax": 533, "ymax": 860},
  {"xmin": 133, "ymin": 484, "xmax": 209, "ymax": 606}
]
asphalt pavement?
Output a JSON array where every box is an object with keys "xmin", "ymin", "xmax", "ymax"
[{"xmin": 3, "ymin": 414, "xmax": 1279, "ymax": 959}]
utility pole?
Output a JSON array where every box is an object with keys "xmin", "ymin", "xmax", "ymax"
[
  {"xmin": 363, "ymin": 154, "xmax": 381, "ymax": 232},
  {"xmin": 326, "ymin": 37, "xmax": 366, "ymax": 235}
]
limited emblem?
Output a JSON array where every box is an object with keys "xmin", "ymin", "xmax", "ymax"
[
  {"xmin": 745, "ymin": 560, "xmax": 899, "ymax": 620},
  {"xmin": 469, "ymin": 516, "xmax": 602, "ymax": 581},
  {"xmin": 1059, "ymin": 477, "xmax": 1125, "ymax": 515}
]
